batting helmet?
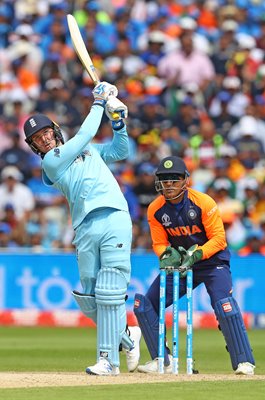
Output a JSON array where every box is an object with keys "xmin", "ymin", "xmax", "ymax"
[
  {"xmin": 155, "ymin": 156, "xmax": 190, "ymax": 177},
  {"xmin": 23, "ymin": 114, "xmax": 64, "ymax": 157},
  {"xmin": 24, "ymin": 114, "xmax": 53, "ymax": 140}
]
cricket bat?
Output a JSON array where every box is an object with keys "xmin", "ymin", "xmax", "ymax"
[{"xmin": 67, "ymin": 14, "xmax": 119, "ymax": 120}]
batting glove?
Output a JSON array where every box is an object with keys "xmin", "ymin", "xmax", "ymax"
[
  {"xmin": 159, "ymin": 246, "xmax": 182, "ymax": 274},
  {"xmin": 105, "ymin": 96, "xmax": 128, "ymax": 121},
  {"xmin": 92, "ymin": 82, "xmax": 118, "ymax": 106}
]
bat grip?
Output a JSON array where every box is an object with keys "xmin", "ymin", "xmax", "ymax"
[{"xmin": 111, "ymin": 112, "xmax": 120, "ymax": 120}]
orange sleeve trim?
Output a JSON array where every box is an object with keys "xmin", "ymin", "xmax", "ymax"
[
  {"xmin": 147, "ymin": 196, "xmax": 169, "ymax": 257},
  {"xmin": 188, "ymin": 189, "xmax": 227, "ymax": 260}
]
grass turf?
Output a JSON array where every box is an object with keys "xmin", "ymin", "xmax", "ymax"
[{"xmin": 0, "ymin": 326, "xmax": 264, "ymax": 399}]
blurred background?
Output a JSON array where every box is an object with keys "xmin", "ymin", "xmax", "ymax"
[{"xmin": 0, "ymin": 0, "xmax": 265, "ymax": 328}]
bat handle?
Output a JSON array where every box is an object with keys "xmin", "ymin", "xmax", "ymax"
[{"xmin": 112, "ymin": 112, "xmax": 120, "ymax": 120}]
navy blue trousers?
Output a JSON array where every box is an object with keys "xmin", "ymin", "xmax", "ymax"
[{"xmin": 146, "ymin": 264, "xmax": 232, "ymax": 313}]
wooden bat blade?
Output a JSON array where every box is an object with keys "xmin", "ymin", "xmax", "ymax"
[
  {"xmin": 67, "ymin": 14, "xmax": 99, "ymax": 85},
  {"xmin": 67, "ymin": 14, "xmax": 120, "ymax": 121}
]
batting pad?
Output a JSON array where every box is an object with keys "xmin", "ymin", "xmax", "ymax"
[
  {"xmin": 215, "ymin": 297, "xmax": 255, "ymax": 370},
  {"xmin": 72, "ymin": 290, "xmax": 97, "ymax": 323},
  {"xmin": 134, "ymin": 293, "xmax": 170, "ymax": 365},
  {"xmin": 95, "ymin": 268, "xmax": 127, "ymax": 367}
]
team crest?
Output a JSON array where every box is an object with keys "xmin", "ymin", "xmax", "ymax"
[
  {"xmin": 188, "ymin": 209, "xmax": 197, "ymax": 220},
  {"xmin": 164, "ymin": 160, "xmax": 173, "ymax": 169}
]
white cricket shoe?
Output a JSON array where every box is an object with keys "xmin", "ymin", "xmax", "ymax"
[
  {"xmin": 235, "ymin": 362, "xmax": 255, "ymax": 375},
  {"xmin": 86, "ymin": 357, "xmax": 120, "ymax": 376},
  {"xmin": 138, "ymin": 355, "xmax": 173, "ymax": 374},
  {"xmin": 123, "ymin": 326, "xmax": 141, "ymax": 372}
]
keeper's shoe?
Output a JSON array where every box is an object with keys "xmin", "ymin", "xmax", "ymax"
[
  {"xmin": 235, "ymin": 362, "xmax": 255, "ymax": 376},
  {"xmin": 138, "ymin": 355, "xmax": 173, "ymax": 374},
  {"xmin": 123, "ymin": 326, "xmax": 141, "ymax": 372},
  {"xmin": 86, "ymin": 357, "xmax": 120, "ymax": 376}
]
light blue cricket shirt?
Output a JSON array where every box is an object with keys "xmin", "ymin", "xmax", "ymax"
[{"xmin": 42, "ymin": 105, "xmax": 129, "ymax": 229}]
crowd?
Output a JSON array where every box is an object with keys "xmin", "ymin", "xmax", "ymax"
[{"xmin": 1, "ymin": 0, "xmax": 265, "ymax": 254}]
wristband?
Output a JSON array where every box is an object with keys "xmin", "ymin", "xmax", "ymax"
[
  {"xmin": 93, "ymin": 99, "xmax": 106, "ymax": 108},
  {"xmin": 112, "ymin": 120, "xmax": 125, "ymax": 130}
]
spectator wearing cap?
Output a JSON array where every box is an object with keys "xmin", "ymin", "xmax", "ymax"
[
  {"xmin": 178, "ymin": 16, "xmax": 212, "ymax": 55},
  {"xmin": 211, "ymin": 19, "xmax": 239, "ymax": 77},
  {"xmin": 230, "ymin": 116, "xmax": 264, "ymax": 169},
  {"xmin": 1, "ymin": 203, "xmax": 24, "ymax": 246},
  {"xmin": 157, "ymin": 31, "xmax": 215, "ymax": 90},
  {"xmin": 0, "ymin": 222, "xmax": 18, "ymax": 248},
  {"xmin": 215, "ymin": 76, "xmax": 250, "ymax": 118},
  {"xmin": 210, "ymin": 91, "xmax": 239, "ymax": 138},
  {"xmin": 140, "ymin": 30, "xmax": 167, "ymax": 67},
  {"xmin": 6, "ymin": 23, "xmax": 43, "ymax": 75},
  {"xmin": 0, "ymin": 131, "xmax": 31, "ymax": 180},
  {"xmin": 228, "ymin": 114, "xmax": 265, "ymax": 151},
  {"xmin": 0, "ymin": 166, "xmax": 35, "ymax": 221}
]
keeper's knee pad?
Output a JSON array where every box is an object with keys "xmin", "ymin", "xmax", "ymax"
[
  {"xmin": 95, "ymin": 268, "xmax": 128, "ymax": 366},
  {"xmin": 72, "ymin": 290, "xmax": 97, "ymax": 323},
  {"xmin": 134, "ymin": 293, "xmax": 170, "ymax": 365},
  {"xmin": 214, "ymin": 297, "xmax": 255, "ymax": 370}
]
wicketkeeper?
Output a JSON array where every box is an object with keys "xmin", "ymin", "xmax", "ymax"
[
  {"xmin": 134, "ymin": 156, "xmax": 255, "ymax": 375},
  {"xmin": 23, "ymin": 81, "xmax": 141, "ymax": 376}
]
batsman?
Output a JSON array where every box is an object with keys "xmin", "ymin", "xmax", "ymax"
[
  {"xmin": 134, "ymin": 156, "xmax": 255, "ymax": 375},
  {"xmin": 23, "ymin": 82, "xmax": 141, "ymax": 376}
]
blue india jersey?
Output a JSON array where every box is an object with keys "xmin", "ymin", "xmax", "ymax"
[{"xmin": 41, "ymin": 105, "xmax": 129, "ymax": 229}]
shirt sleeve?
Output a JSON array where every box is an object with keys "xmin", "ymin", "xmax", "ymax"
[
  {"xmin": 42, "ymin": 104, "xmax": 104, "ymax": 183},
  {"xmin": 147, "ymin": 198, "xmax": 169, "ymax": 257},
  {"xmin": 198, "ymin": 195, "xmax": 227, "ymax": 259},
  {"xmin": 92, "ymin": 125, "xmax": 129, "ymax": 163}
]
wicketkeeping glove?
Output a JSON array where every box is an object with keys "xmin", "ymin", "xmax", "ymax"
[
  {"xmin": 92, "ymin": 81, "xmax": 118, "ymax": 106},
  {"xmin": 177, "ymin": 244, "xmax": 203, "ymax": 275},
  {"xmin": 159, "ymin": 246, "xmax": 182, "ymax": 274},
  {"xmin": 105, "ymin": 96, "xmax": 128, "ymax": 121}
]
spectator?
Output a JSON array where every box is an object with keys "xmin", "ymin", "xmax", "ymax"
[
  {"xmin": 0, "ymin": 166, "xmax": 35, "ymax": 221},
  {"xmin": 0, "ymin": 222, "xmax": 17, "ymax": 248},
  {"xmin": 238, "ymin": 230, "xmax": 265, "ymax": 256},
  {"xmin": 185, "ymin": 118, "xmax": 224, "ymax": 169},
  {"xmin": 231, "ymin": 116, "xmax": 264, "ymax": 169},
  {"xmin": 157, "ymin": 31, "xmax": 215, "ymax": 90},
  {"xmin": 0, "ymin": 131, "xmax": 31, "ymax": 180},
  {"xmin": 133, "ymin": 163, "xmax": 157, "ymax": 229}
]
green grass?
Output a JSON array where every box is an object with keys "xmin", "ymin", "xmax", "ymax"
[{"xmin": 0, "ymin": 327, "xmax": 264, "ymax": 400}]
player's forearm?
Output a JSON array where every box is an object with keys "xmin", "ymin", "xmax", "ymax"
[
  {"xmin": 110, "ymin": 126, "xmax": 129, "ymax": 160},
  {"xmin": 76, "ymin": 104, "xmax": 104, "ymax": 141}
]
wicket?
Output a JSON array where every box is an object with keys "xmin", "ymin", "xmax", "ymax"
[{"xmin": 158, "ymin": 268, "xmax": 193, "ymax": 375}]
